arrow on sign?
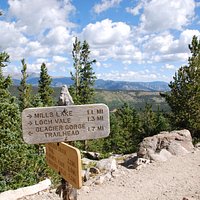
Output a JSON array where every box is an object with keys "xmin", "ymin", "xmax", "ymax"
[
  {"xmin": 27, "ymin": 114, "xmax": 32, "ymax": 118},
  {"xmin": 28, "ymin": 132, "xmax": 33, "ymax": 136},
  {"xmin": 28, "ymin": 121, "xmax": 33, "ymax": 125}
]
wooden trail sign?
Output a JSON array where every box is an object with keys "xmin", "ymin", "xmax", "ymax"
[
  {"xmin": 46, "ymin": 142, "xmax": 82, "ymax": 189},
  {"xmin": 22, "ymin": 103, "xmax": 110, "ymax": 144}
]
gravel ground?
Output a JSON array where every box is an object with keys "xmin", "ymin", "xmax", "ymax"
[{"xmin": 19, "ymin": 149, "xmax": 200, "ymax": 200}]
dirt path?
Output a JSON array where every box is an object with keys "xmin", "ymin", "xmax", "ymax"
[{"xmin": 21, "ymin": 149, "xmax": 200, "ymax": 200}]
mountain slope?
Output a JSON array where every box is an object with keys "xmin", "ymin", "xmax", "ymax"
[{"xmin": 12, "ymin": 76, "xmax": 169, "ymax": 91}]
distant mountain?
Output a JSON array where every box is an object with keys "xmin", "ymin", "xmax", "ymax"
[
  {"xmin": 95, "ymin": 79, "xmax": 169, "ymax": 91},
  {"xmin": 12, "ymin": 76, "xmax": 169, "ymax": 91}
]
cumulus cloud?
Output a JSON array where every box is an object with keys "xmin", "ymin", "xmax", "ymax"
[
  {"xmin": 96, "ymin": 70, "xmax": 161, "ymax": 82},
  {"xmin": 143, "ymin": 32, "xmax": 174, "ymax": 54},
  {"xmin": 93, "ymin": 0, "xmax": 122, "ymax": 14},
  {"xmin": 82, "ymin": 19, "xmax": 131, "ymax": 46},
  {"xmin": 152, "ymin": 53, "xmax": 189, "ymax": 63},
  {"xmin": 140, "ymin": 0, "xmax": 195, "ymax": 32},
  {"xmin": 0, "ymin": 21, "xmax": 27, "ymax": 49},
  {"xmin": 81, "ymin": 19, "xmax": 143, "ymax": 63},
  {"xmin": 142, "ymin": 29, "xmax": 200, "ymax": 64},
  {"xmin": 42, "ymin": 26, "xmax": 73, "ymax": 54},
  {"xmin": 8, "ymin": 0, "xmax": 75, "ymax": 35}
]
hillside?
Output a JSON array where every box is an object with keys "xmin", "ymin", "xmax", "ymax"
[
  {"xmin": 12, "ymin": 76, "xmax": 170, "ymax": 91},
  {"xmin": 9, "ymin": 86, "xmax": 169, "ymax": 111}
]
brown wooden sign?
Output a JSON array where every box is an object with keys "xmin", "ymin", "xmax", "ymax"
[
  {"xmin": 22, "ymin": 104, "xmax": 110, "ymax": 144},
  {"xmin": 46, "ymin": 142, "xmax": 82, "ymax": 189}
]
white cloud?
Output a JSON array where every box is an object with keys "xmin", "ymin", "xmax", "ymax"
[
  {"xmin": 196, "ymin": 2, "xmax": 200, "ymax": 7},
  {"xmin": 42, "ymin": 26, "xmax": 73, "ymax": 54},
  {"xmin": 53, "ymin": 56, "xmax": 68, "ymax": 63},
  {"xmin": 8, "ymin": 0, "xmax": 75, "ymax": 35},
  {"xmin": 164, "ymin": 64, "xmax": 176, "ymax": 70},
  {"xmin": 152, "ymin": 53, "xmax": 189, "ymax": 63},
  {"xmin": 0, "ymin": 21, "xmax": 27, "ymax": 49},
  {"xmin": 36, "ymin": 58, "xmax": 48, "ymax": 64},
  {"xmin": 140, "ymin": 0, "xmax": 195, "ymax": 32},
  {"xmin": 93, "ymin": 0, "xmax": 122, "ymax": 14},
  {"xmin": 142, "ymin": 29, "xmax": 200, "ymax": 64},
  {"xmin": 82, "ymin": 19, "xmax": 131, "ymax": 46},
  {"xmin": 81, "ymin": 19, "xmax": 142, "ymax": 63},
  {"xmin": 25, "ymin": 41, "xmax": 50, "ymax": 58},
  {"xmin": 126, "ymin": 1, "xmax": 144, "ymax": 16},
  {"xmin": 143, "ymin": 32, "xmax": 174, "ymax": 54},
  {"xmin": 97, "ymin": 70, "xmax": 161, "ymax": 82}
]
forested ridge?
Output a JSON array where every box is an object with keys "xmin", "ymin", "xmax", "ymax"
[{"xmin": 0, "ymin": 36, "xmax": 200, "ymax": 192}]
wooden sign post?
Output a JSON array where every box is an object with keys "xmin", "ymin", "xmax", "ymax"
[
  {"xmin": 21, "ymin": 85, "xmax": 110, "ymax": 199},
  {"xmin": 22, "ymin": 104, "xmax": 110, "ymax": 144},
  {"xmin": 46, "ymin": 142, "xmax": 82, "ymax": 189}
]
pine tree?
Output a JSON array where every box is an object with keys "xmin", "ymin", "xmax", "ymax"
[
  {"xmin": 70, "ymin": 37, "xmax": 81, "ymax": 103},
  {"xmin": 70, "ymin": 37, "xmax": 96, "ymax": 104},
  {"xmin": 0, "ymin": 52, "xmax": 12, "ymax": 101},
  {"xmin": 79, "ymin": 40, "xmax": 96, "ymax": 104},
  {"xmin": 38, "ymin": 63, "xmax": 54, "ymax": 106},
  {"xmin": 18, "ymin": 59, "xmax": 32, "ymax": 111},
  {"xmin": 140, "ymin": 104, "xmax": 170, "ymax": 139},
  {"xmin": 161, "ymin": 35, "xmax": 200, "ymax": 137},
  {"xmin": 140, "ymin": 103, "xmax": 156, "ymax": 137},
  {"xmin": 109, "ymin": 103, "xmax": 141, "ymax": 154},
  {"xmin": 70, "ymin": 37, "xmax": 96, "ymax": 150},
  {"xmin": 0, "ymin": 53, "xmax": 55, "ymax": 191}
]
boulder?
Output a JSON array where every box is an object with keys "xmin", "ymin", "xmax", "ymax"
[
  {"xmin": 96, "ymin": 157, "xmax": 117, "ymax": 172},
  {"xmin": 137, "ymin": 129, "xmax": 194, "ymax": 162}
]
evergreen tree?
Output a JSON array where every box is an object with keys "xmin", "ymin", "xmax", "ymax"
[
  {"xmin": 70, "ymin": 37, "xmax": 96, "ymax": 104},
  {"xmin": 140, "ymin": 104, "xmax": 156, "ymax": 137},
  {"xmin": 109, "ymin": 103, "xmax": 141, "ymax": 154},
  {"xmin": 70, "ymin": 37, "xmax": 81, "ymax": 103},
  {"xmin": 161, "ymin": 35, "xmax": 200, "ymax": 137},
  {"xmin": 18, "ymin": 59, "xmax": 32, "ymax": 111},
  {"xmin": 140, "ymin": 104, "xmax": 170, "ymax": 139},
  {"xmin": 38, "ymin": 63, "xmax": 54, "ymax": 106},
  {"xmin": 0, "ymin": 52, "xmax": 12, "ymax": 101},
  {"xmin": 0, "ymin": 52, "xmax": 40, "ymax": 191},
  {"xmin": 70, "ymin": 37, "xmax": 96, "ymax": 150}
]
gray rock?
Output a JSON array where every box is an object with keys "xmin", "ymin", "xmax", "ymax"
[
  {"xmin": 82, "ymin": 158, "xmax": 96, "ymax": 166},
  {"xmin": 58, "ymin": 85, "xmax": 74, "ymax": 106},
  {"xmin": 89, "ymin": 167, "xmax": 100, "ymax": 174},
  {"xmin": 137, "ymin": 129, "xmax": 194, "ymax": 162},
  {"xmin": 96, "ymin": 157, "xmax": 117, "ymax": 172}
]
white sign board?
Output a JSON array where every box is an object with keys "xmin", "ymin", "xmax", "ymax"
[{"xmin": 22, "ymin": 104, "xmax": 110, "ymax": 144}]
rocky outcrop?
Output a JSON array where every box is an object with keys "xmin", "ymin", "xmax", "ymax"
[
  {"xmin": 58, "ymin": 85, "xmax": 74, "ymax": 106},
  {"xmin": 137, "ymin": 129, "xmax": 194, "ymax": 162},
  {"xmin": 81, "ymin": 157, "xmax": 118, "ymax": 186}
]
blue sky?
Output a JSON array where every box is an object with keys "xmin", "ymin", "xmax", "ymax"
[{"xmin": 0, "ymin": 0, "xmax": 200, "ymax": 82}]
